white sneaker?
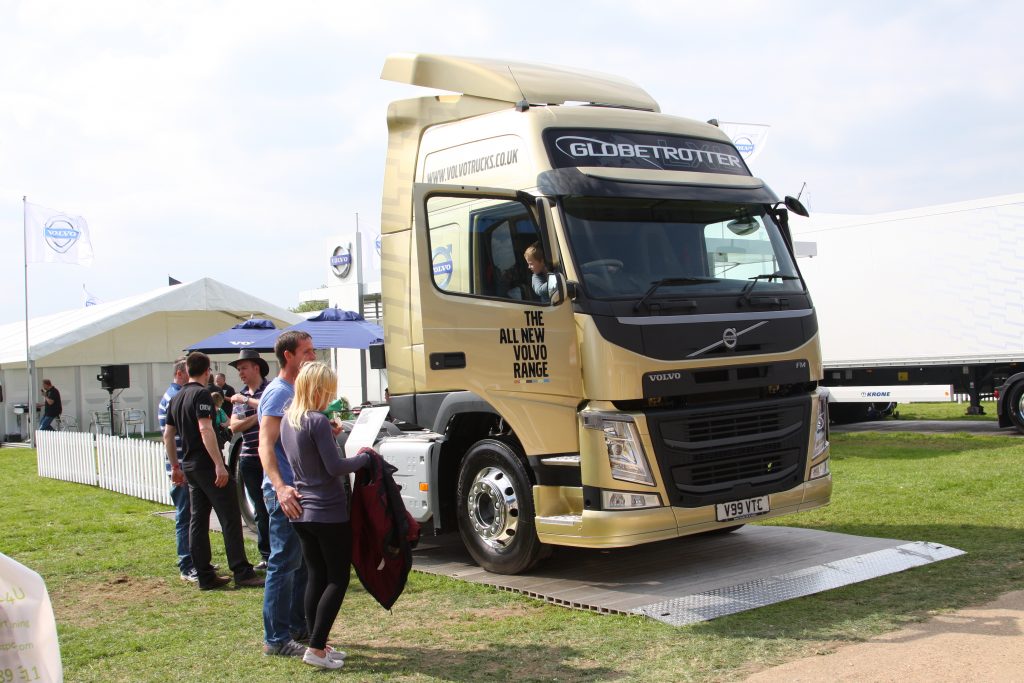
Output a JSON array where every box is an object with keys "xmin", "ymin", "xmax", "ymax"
[
  {"xmin": 303, "ymin": 648, "xmax": 344, "ymax": 670},
  {"xmin": 326, "ymin": 645, "xmax": 347, "ymax": 661}
]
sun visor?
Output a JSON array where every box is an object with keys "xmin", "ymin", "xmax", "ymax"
[
  {"xmin": 536, "ymin": 168, "xmax": 778, "ymax": 204},
  {"xmin": 578, "ymin": 167, "xmax": 767, "ymax": 188}
]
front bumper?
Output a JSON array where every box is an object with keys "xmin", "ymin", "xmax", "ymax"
[{"xmin": 535, "ymin": 474, "xmax": 832, "ymax": 548}]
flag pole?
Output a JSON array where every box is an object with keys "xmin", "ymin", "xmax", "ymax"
[{"xmin": 23, "ymin": 196, "xmax": 34, "ymax": 446}]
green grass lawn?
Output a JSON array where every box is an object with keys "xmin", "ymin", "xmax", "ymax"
[
  {"xmin": 893, "ymin": 400, "xmax": 997, "ymax": 421},
  {"xmin": 1, "ymin": 432, "xmax": 1022, "ymax": 682}
]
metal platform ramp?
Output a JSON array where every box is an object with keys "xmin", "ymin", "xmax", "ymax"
[{"xmin": 412, "ymin": 526, "xmax": 964, "ymax": 626}]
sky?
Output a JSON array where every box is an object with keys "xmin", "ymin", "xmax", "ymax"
[{"xmin": 1, "ymin": 0, "xmax": 1021, "ymax": 324}]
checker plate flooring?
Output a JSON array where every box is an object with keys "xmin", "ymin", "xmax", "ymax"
[{"xmin": 411, "ymin": 526, "xmax": 964, "ymax": 626}]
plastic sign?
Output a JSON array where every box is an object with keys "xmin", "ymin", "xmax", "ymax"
[
  {"xmin": 0, "ymin": 553, "xmax": 62, "ymax": 682},
  {"xmin": 431, "ymin": 245, "xmax": 454, "ymax": 290},
  {"xmin": 544, "ymin": 129, "xmax": 751, "ymax": 176}
]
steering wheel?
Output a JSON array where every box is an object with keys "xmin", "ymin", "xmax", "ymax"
[{"xmin": 582, "ymin": 258, "xmax": 624, "ymax": 273}]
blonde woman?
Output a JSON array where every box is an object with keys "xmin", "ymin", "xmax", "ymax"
[{"xmin": 280, "ymin": 361, "xmax": 369, "ymax": 670}]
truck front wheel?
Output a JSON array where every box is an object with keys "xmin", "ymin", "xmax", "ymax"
[
  {"xmin": 1007, "ymin": 382, "xmax": 1024, "ymax": 433},
  {"xmin": 456, "ymin": 438, "xmax": 545, "ymax": 575}
]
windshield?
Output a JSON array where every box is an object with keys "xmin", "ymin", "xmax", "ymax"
[{"xmin": 561, "ymin": 198, "xmax": 802, "ymax": 300}]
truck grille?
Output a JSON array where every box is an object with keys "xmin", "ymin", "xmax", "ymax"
[{"xmin": 646, "ymin": 395, "xmax": 810, "ymax": 507}]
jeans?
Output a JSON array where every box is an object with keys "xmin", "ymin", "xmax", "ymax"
[
  {"xmin": 238, "ymin": 456, "xmax": 270, "ymax": 561},
  {"xmin": 38, "ymin": 415, "xmax": 55, "ymax": 431},
  {"xmin": 169, "ymin": 482, "xmax": 194, "ymax": 574},
  {"xmin": 263, "ymin": 489, "xmax": 307, "ymax": 646},
  {"xmin": 185, "ymin": 469, "xmax": 255, "ymax": 587}
]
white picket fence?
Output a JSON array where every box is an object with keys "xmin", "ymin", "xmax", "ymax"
[{"xmin": 36, "ymin": 431, "xmax": 172, "ymax": 505}]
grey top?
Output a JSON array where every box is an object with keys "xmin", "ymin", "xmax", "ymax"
[
  {"xmin": 532, "ymin": 272, "xmax": 550, "ymax": 302},
  {"xmin": 280, "ymin": 411, "xmax": 370, "ymax": 523}
]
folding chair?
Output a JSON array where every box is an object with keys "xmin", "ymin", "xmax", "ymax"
[
  {"xmin": 124, "ymin": 409, "xmax": 147, "ymax": 437},
  {"xmin": 92, "ymin": 411, "xmax": 114, "ymax": 436}
]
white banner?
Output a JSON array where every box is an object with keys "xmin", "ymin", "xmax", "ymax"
[
  {"xmin": 719, "ymin": 122, "xmax": 770, "ymax": 164},
  {"xmin": 25, "ymin": 202, "xmax": 94, "ymax": 266},
  {"xmin": 0, "ymin": 553, "xmax": 63, "ymax": 682}
]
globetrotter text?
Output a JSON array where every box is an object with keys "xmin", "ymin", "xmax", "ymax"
[{"xmin": 555, "ymin": 135, "xmax": 743, "ymax": 169}]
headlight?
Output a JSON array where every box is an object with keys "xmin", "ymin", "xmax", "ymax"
[
  {"xmin": 813, "ymin": 393, "xmax": 829, "ymax": 458},
  {"xmin": 810, "ymin": 458, "xmax": 830, "ymax": 479},
  {"xmin": 601, "ymin": 419, "xmax": 655, "ymax": 486}
]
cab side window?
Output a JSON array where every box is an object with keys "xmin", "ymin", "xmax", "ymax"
[{"xmin": 426, "ymin": 194, "xmax": 543, "ymax": 303}]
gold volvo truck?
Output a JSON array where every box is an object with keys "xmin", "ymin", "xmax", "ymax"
[{"xmin": 374, "ymin": 54, "xmax": 832, "ymax": 574}]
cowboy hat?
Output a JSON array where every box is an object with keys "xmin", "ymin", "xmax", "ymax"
[{"xmin": 228, "ymin": 349, "xmax": 270, "ymax": 377}]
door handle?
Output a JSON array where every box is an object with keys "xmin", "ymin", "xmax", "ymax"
[{"xmin": 429, "ymin": 352, "xmax": 466, "ymax": 370}]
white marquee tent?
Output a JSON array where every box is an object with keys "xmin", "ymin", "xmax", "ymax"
[{"xmin": 0, "ymin": 278, "xmax": 301, "ymax": 439}]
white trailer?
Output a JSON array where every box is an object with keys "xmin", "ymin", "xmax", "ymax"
[{"xmin": 788, "ymin": 193, "xmax": 1024, "ymax": 429}]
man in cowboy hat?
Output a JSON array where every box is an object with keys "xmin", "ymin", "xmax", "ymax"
[{"xmin": 229, "ymin": 349, "xmax": 273, "ymax": 570}]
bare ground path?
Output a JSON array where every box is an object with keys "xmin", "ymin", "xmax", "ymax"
[{"xmin": 744, "ymin": 590, "xmax": 1024, "ymax": 682}]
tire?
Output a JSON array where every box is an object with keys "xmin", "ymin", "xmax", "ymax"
[
  {"xmin": 1007, "ymin": 382, "xmax": 1024, "ymax": 434},
  {"xmin": 456, "ymin": 438, "xmax": 546, "ymax": 575},
  {"xmin": 226, "ymin": 435, "xmax": 257, "ymax": 532}
]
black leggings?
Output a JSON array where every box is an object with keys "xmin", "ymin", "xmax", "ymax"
[{"xmin": 291, "ymin": 521, "xmax": 353, "ymax": 650}]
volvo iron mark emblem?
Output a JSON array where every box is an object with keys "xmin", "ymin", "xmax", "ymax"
[
  {"xmin": 330, "ymin": 245, "xmax": 352, "ymax": 279},
  {"xmin": 687, "ymin": 320, "xmax": 769, "ymax": 358},
  {"xmin": 722, "ymin": 328, "xmax": 738, "ymax": 349}
]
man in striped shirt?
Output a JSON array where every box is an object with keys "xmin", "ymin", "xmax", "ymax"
[
  {"xmin": 158, "ymin": 357, "xmax": 195, "ymax": 581},
  {"xmin": 229, "ymin": 350, "xmax": 272, "ymax": 569}
]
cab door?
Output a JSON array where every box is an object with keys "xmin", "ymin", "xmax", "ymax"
[{"xmin": 412, "ymin": 184, "xmax": 581, "ymax": 413}]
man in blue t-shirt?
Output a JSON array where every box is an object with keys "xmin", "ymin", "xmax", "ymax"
[{"xmin": 257, "ymin": 330, "xmax": 317, "ymax": 657}]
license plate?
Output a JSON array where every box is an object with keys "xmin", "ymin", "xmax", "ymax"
[{"xmin": 715, "ymin": 495, "xmax": 770, "ymax": 522}]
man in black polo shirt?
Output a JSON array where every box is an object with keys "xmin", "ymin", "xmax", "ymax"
[
  {"xmin": 163, "ymin": 352, "xmax": 264, "ymax": 591},
  {"xmin": 208, "ymin": 372, "xmax": 236, "ymax": 402}
]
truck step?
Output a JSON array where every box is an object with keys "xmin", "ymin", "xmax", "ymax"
[
  {"xmin": 536, "ymin": 514, "xmax": 583, "ymax": 526},
  {"xmin": 540, "ymin": 455, "xmax": 580, "ymax": 467}
]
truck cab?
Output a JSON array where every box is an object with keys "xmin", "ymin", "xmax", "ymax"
[{"xmin": 377, "ymin": 54, "xmax": 832, "ymax": 574}]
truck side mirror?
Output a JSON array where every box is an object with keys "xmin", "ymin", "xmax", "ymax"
[{"xmin": 784, "ymin": 195, "xmax": 809, "ymax": 217}]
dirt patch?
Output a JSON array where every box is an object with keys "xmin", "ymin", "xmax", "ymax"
[
  {"xmin": 52, "ymin": 575, "xmax": 177, "ymax": 628},
  {"xmin": 462, "ymin": 605, "xmax": 535, "ymax": 620}
]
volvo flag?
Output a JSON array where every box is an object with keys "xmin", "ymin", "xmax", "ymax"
[
  {"xmin": 25, "ymin": 202, "xmax": 94, "ymax": 266},
  {"xmin": 719, "ymin": 122, "xmax": 770, "ymax": 164}
]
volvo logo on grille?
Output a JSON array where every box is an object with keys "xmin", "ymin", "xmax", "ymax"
[
  {"xmin": 648, "ymin": 372, "xmax": 682, "ymax": 382},
  {"xmin": 687, "ymin": 320, "xmax": 770, "ymax": 358}
]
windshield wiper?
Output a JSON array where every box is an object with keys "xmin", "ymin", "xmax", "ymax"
[
  {"xmin": 738, "ymin": 272, "xmax": 800, "ymax": 305},
  {"xmin": 634, "ymin": 277, "xmax": 718, "ymax": 312}
]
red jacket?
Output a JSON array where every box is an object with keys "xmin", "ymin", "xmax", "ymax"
[{"xmin": 350, "ymin": 448, "xmax": 421, "ymax": 610}]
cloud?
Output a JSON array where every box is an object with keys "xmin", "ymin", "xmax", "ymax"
[{"xmin": 1, "ymin": 0, "xmax": 1022, "ymax": 323}]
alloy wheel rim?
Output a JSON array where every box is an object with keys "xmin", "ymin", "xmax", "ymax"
[{"xmin": 467, "ymin": 465, "xmax": 520, "ymax": 548}]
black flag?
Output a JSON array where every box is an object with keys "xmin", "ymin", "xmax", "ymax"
[{"xmin": 168, "ymin": 276, "xmax": 182, "ymax": 286}]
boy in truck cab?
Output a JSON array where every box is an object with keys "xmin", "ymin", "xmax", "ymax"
[{"xmin": 524, "ymin": 242, "xmax": 550, "ymax": 303}]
